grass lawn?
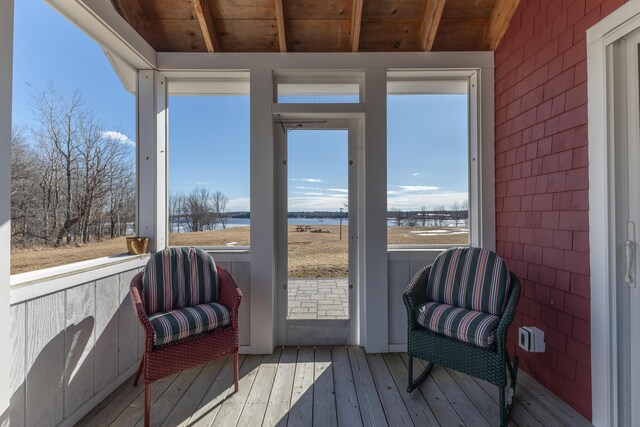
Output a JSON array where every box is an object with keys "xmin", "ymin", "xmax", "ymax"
[{"xmin": 11, "ymin": 225, "xmax": 468, "ymax": 276}]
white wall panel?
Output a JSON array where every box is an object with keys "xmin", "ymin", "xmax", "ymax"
[
  {"xmin": 94, "ymin": 275, "xmax": 120, "ymax": 391},
  {"xmin": 9, "ymin": 304, "xmax": 25, "ymax": 427},
  {"xmin": 26, "ymin": 292, "xmax": 65, "ymax": 427},
  {"xmin": 64, "ymin": 284, "xmax": 96, "ymax": 417}
]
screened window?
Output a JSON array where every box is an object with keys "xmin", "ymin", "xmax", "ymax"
[
  {"xmin": 10, "ymin": 0, "xmax": 136, "ymax": 274},
  {"xmin": 387, "ymin": 88, "xmax": 469, "ymax": 246},
  {"xmin": 168, "ymin": 95, "xmax": 250, "ymax": 248},
  {"xmin": 277, "ymin": 83, "xmax": 360, "ymax": 103}
]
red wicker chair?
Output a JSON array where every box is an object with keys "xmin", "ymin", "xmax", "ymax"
[{"xmin": 129, "ymin": 248, "xmax": 242, "ymax": 427}]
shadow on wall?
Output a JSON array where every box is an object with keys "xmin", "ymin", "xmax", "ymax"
[
  {"xmin": 11, "ymin": 316, "xmax": 94, "ymax": 427},
  {"xmin": 10, "ymin": 276, "xmax": 142, "ymax": 427}
]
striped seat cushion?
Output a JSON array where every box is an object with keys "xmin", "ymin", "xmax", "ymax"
[
  {"xmin": 427, "ymin": 247, "xmax": 511, "ymax": 316},
  {"xmin": 148, "ymin": 302, "xmax": 231, "ymax": 346},
  {"xmin": 416, "ymin": 301, "xmax": 500, "ymax": 348},
  {"xmin": 143, "ymin": 247, "xmax": 218, "ymax": 315}
]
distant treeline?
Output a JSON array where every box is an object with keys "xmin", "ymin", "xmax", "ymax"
[{"xmin": 219, "ymin": 206, "xmax": 470, "ymax": 228}]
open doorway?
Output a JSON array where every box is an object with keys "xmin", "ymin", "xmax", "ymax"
[{"xmin": 276, "ymin": 119, "xmax": 359, "ymax": 345}]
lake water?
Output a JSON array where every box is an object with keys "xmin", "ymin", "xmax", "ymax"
[{"xmin": 170, "ymin": 217, "xmax": 467, "ymax": 232}]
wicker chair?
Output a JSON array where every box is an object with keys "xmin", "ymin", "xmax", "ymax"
[
  {"xmin": 403, "ymin": 247, "xmax": 520, "ymax": 427},
  {"xmin": 130, "ymin": 247, "xmax": 242, "ymax": 427}
]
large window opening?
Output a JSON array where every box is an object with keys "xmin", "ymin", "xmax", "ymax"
[
  {"xmin": 168, "ymin": 95, "xmax": 250, "ymax": 248},
  {"xmin": 10, "ymin": 0, "xmax": 136, "ymax": 275},
  {"xmin": 387, "ymin": 82, "xmax": 470, "ymax": 247}
]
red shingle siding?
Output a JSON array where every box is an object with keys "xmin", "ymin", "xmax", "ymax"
[{"xmin": 494, "ymin": 0, "xmax": 627, "ymax": 419}]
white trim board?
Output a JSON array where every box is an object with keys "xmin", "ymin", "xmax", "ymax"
[
  {"xmin": 0, "ymin": 0, "xmax": 13, "ymax": 422},
  {"xmin": 587, "ymin": 1, "xmax": 640, "ymax": 425},
  {"xmin": 157, "ymin": 52, "xmax": 493, "ymax": 73}
]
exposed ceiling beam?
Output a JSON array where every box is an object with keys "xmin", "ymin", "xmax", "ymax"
[
  {"xmin": 193, "ymin": 0, "xmax": 221, "ymax": 52},
  {"xmin": 420, "ymin": 0, "xmax": 446, "ymax": 51},
  {"xmin": 274, "ymin": 0, "xmax": 287, "ymax": 52},
  {"xmin": 485, "ymin": 0, "xmax": 520, "ymax": 50},
  {"xmin": 111, "ymin": 0, "xmax": 148, "ymax": 37},
  {"xmin": 351, "ymin": 0, "xmax": 363, "ymax": 52}
]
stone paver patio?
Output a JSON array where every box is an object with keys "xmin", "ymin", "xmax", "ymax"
[{"xmin": 288, "ymin": 278, "xmax": 349, "ymax": 319}]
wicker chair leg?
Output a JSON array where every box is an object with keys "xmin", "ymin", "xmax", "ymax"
[
  {"xmin": 499, "ymin": 352, "xmax": 519, "ymax": 427},
  {"xmin": 133, "ymin": 355, "xmax": 145, "ymax": 387},
  {"xmin": 144, "ymin": 383, "xmax": 151, "ymax": 427},
  {"xmin": 234, "ymin": 352, "xmax": 239, "ymax": 392},
  {"xmin": 406, "ymin": 356, "xmax": 434, "ymax": 393}
]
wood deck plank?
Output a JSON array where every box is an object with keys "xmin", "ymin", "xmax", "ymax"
[
  {"xmin": 211, "ymin": 354, "xmax": 263, "ymax": 426},
  {"xmin": 474, "ymin": 377, "xmax": 545, "ymax": 427},
  {"xmin": 263, "ymin": 347, "xmax": 298, "ymax": 427},
  {"xmin": 331, "ymin": 346, "xmax": 363, "ymax": 427},
  {"xmin": 76, "ymin": 376, "xmax": 143, "ymax": 427},
  {"xmin": 187, "ymin": 354, "xmax": 247, "ymax": 427},
  {"xmin": 382, "ymin": 353, "xmax": 439, "ymax": 426},
  {"xmin": 347, "ymin": 346, "xmax": 389, "ymax": 427},
  {"xmin": 287, "ymin": 346, "xmax": 315, "ymax": 427},
  {"xmin": 399, "ymin": 354, "xmax": 465, "ymax": 427},
  {"xmin": 429, "ymin": 365, "xmax": 492, "ymax": 427},
  {"xmin": 109, "ymin": 374, "xmax": 178, "ymax": 427},
  {"xmin": 160, "ymin": 358, "xmax": 226, "ymax": 427},
  {"xmin": 366, "ymin": 353, "xmax": 414, "ymax": 426},
  {"xmin": 134, "ymin": 365, "xmax": 206, "ymax": 427},
  {"xmin": 312, "ymin": 346, "xmax": 338, "ymax": 427},
  {"xmin": 237, "ymin": 348, "xmax": 283, "ymax": 427},
  {"xmin": 445, "ymin": 367, "xmax": 510, "ymax": 427},
  {"xmin": 77, "ymin": 348, "xmax": 593, "ymax": 427},
  {"xmin": 517, "ymin": 371, "xmax": 592, "ymax": 427}
]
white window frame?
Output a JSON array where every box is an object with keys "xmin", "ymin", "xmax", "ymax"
[
  {"xmin": 166, "ymin": 76, "xmax": 251, "ymax": 252},
  {"xmin": 386, "ymin": 71, "xmax": 494, "ymax": 251},
  {"xmin": 6, "ymin": 0, "xmax": 141, "ymax": 286}
]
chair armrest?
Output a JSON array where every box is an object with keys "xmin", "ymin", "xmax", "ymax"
[
  {"xmin": 496, "ymin": 273, "xmax": 521, "ymax": 354},
  {"xmin": 217, "ymin": 266, "xmax": 243, "ymax": 331},
  {"xmin": 129, "ymin": 272, "xmax": 155, "ymax": 354},
  {"xmin": 403, "ymin": 265, "xmax": 431, "ymax": 330}
]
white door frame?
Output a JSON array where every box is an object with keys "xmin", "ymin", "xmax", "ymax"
[
  {"xmin": 0, "ymin": 0, "xmax": 14, "ymax": 422},
  {"xmin": 587, "ymin": 1, "xmax": 640, "ymax": 425},
  {"xmin": 275, "ymin": 117, "xmax": 361, "ymax": 346}
]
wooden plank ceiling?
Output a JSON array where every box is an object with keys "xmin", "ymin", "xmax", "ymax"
[{"xmin": 111, "ymin": 0, "xmax": 519, "ymax": 53}]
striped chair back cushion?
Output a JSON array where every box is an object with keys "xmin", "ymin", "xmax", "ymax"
[
  {"xmin": 142, "ymin": 247, "xmax": 219, "ymax": 315},
  {"xmin": 426, "ymin": 247, "xmax": 511, "ymax": 316}
]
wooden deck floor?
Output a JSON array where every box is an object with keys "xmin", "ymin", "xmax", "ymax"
[{"xmin": 78, "ymin": 347, "xmax": 592, "ymax": 427}]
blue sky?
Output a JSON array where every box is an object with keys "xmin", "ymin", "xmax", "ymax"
[{"xmin": 12, "ymin": 0, "xmax": 469, "ymax": 213}]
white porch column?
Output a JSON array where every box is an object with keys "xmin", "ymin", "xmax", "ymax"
[
  {"xmin": 361, "ymin": 69, "xmax": 389, "ymax": 352},
  {"xmin": 249, "ymin": 69, "xmax": 276, "ymax": 353},
  {"xmin": 137, "ymin": 70, "xmax": 168, "ymax": 251},
  {"xmin": 0, "ymin": 0, "xmax": 13, "ymax": 423}
]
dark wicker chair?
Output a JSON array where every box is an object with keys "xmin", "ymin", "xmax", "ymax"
[
  {"xmin": 130, "ymin": 247, "xmax": 242, "ymax": 427},
  {"xmin": 403, "ymin": 247, "xmax": 520, "ymax": 427}
]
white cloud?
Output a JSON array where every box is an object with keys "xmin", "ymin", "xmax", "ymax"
[
  {"xmin": 291, "ymin": 178, "xmax": 323, "ymax": 183},
  {"xmin": 227, "ymin": 197, "xmax": 250, "ymax": 211},
  {"xmin": 288, "ymin": 195, "xmax": 348, "ymax": 210},
  {"xmin": 399, "ymin": 185, "xmax": 440, "ymax": 192},
  {"xmin": 327, "ymin": 188, "xmax": 348, "ymax": 193},
  {"xmin": 412, "ymin": 172, "xmax": 424, "ymax": 176},
  {"xmin": 102, "ymin": 131, "xmax": 135, "ymax": 147}
]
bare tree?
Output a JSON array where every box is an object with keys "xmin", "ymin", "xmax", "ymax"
[
  {"xmin": 451, "ymin": 201, "xmax": 461, "ymax": 227},
  {"xmin": 10, "ymin": 84, "xmax": 137, "ymax": 250},
  {"xmin": 212, "ymin": 191, "xmax": 229, "ymax": 229},
  {"xmin": 33, "ymin": 85, "xmax": 85, "ymax": 246},
  {"xmin": 419, "ymin": 205, "xmax": 427, "ymax": 226},
  {"xmin": 434, "ymin": 205, "xmax": 446, "ymax": 227}
]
